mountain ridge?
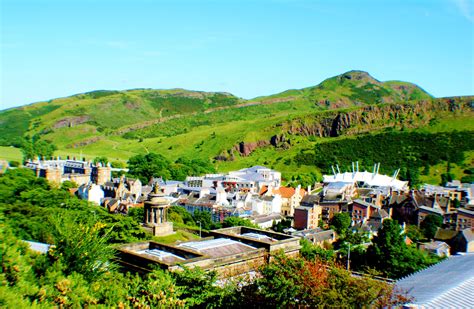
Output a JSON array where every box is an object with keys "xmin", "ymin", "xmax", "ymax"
[{"xmin": 1, "ymin": 70, "xmax": 472, "ymax": 184}]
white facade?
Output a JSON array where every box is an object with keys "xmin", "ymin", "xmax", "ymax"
[{"xmin": 78, "ymin": 183, "xmax": 104, "ymax": 205}]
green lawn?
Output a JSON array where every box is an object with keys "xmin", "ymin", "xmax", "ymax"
[
  {"xmin": 0, "ymin": 146, "xmax": 23, "ymax": 162},
  {"xmin": 151, "ymin": 229, "xmax": 199, "ymax": 244}
]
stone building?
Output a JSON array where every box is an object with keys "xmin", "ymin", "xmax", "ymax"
[
  {"xmin": 116, "ymin": 226, "xmax": 301, "ymax": 278},
  {"xmin": 25, "ymin": 157, "xmax": 111, "ymax": 186},
  {"xmin": 144, "ymin": 185, "xmax": 173, "ymax": 236}
]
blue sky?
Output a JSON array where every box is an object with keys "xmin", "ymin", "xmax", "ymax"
[{"xmin": 1, "ymin": 0, "xmax": 473, "ymax": 109}]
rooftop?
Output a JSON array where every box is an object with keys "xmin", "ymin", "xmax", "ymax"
[
  {"xmin": 178, "ymin": 238, "xmax": 256, "ymax": 258},
  {"xmin": 396, "ymin": 254, "xmax": 474, "ymax": 308}
]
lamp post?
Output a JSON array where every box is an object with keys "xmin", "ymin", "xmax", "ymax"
[{"xmin": 346, "ymin": 242, "xmax": 351, "ymax": 271}]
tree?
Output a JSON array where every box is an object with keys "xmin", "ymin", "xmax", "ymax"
[
  {"xmin": 300, "ymin": 238, "xmax": 335, "ymax": 262},
  {"xmin": 420, "ymin": 214, "xmax": 443, "ymax": 239},
  {"xmin": 330, "ymin": 212, "xmax": 351, "ymax": 236},
  {"xmin": 192, "ymin": 210, "xmax": 213, "ymax": 230},
  {"xmin": 405, "ymin": 224, "xmax": 424, "ymax": 242},
  {"xmin": 127, "ymin": 153, "xmax": 171, "ymax": 183},
  {"xmin": 366, "ymin": 219, "xmax": 438, "ymax": 278},
  {"xmin": 223, "ymin": 216, "xmax": 258, "ymax": 228},
  {"xmin": 20, "ymin": 136, "xmax": 56, "ymax": 161},
  {"xmin": 48, "ymin": 214, "xmax": 117, "ymax": 281},
  {"xmin": 241, "ymin": 253, "xmax": 410, "ymax": 307},
  {"xmin": 92, "ymin": 156, "xmax": 108, "ymax": 166}
]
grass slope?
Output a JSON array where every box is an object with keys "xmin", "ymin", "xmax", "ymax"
[{"xmin": 1, "ymin": 70, "xmax": 472, "ymax": 184}]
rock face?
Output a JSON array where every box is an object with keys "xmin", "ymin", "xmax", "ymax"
[
  {"xmin": 223, "ymin": 97, "xmax": 474, "ymax": 158},
  {"xmin": 235, "ymin": 140, "xmax": 270, "ymax": 157},
  {"xmin": 286, "ymin": 97, "xmax": 473, "ymax": 138},
  {"xmin": 53, "ymin": 116, "xmax": 90, "ymax": 129}
]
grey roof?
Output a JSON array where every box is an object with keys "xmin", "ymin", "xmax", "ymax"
[
  {"xmin": 458, "ymin": 208, "xmax": 474, "ymax": 217},
  {"xmin": 418, "ymin": 205, "xmax": 444, "ymax": 216},
  {"xmin": 461, "ymin": 228, "xmax": 474, "ymax": 242},
  {"xmin": 353, "ymin": 198, "xmax": 376, "ymax": 208},
  {"xmin": 300, "ymin": 194, "xmax": 320, "ymax": 205},
  {"xmin": 396, "ymin": 253, "xmax": 474, "ymax": 308}
]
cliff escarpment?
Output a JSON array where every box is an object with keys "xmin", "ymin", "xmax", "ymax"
[{"xmin": 224, "ymin": 97, "xmax": 473, "ymax": 158}]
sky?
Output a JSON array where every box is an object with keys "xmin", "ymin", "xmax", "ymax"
[{"xmin": 1, "ymin": 0, "xmax": 473, "ymax": 109}]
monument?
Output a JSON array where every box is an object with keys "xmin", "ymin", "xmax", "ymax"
[{"xmin": 144, "ymin": 184, "xmax": 174, "ymax": 236}]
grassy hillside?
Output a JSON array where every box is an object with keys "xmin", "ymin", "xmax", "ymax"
[{"xmin": 1, "ymin": 70, "xmax": 472, "ymax": 184}]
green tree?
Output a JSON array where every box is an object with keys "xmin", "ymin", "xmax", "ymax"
[
  {"xmin": 223, "ymin": 216, "xmax": 258, "ymax": 228},
  {"xmin": 92, "ymin": 156, "xmax": 108, "ymax": 166},
  {"xmin": 241, "ymin": 253, "xmax": 409, "ymax": 307},
  {"xmin": 420, "ymin": 214, "xmax": 443, "ymax": 239},
  {"xmin": 49, "ymin": 214, "xmax": 117, "ymax": 281},
  {"xmin": 192, "ymin": 210, "xmax": 214, "ymax": 230},
  {"xmin": 300, "ymin": 238, "xmax": 335, "ymax": 262},
  {"xmin": 20, "ymin": 136, "xmax": 56, "ymax": 161},
  {"xmin": 330, "ymin": 212, "xmax": 351, "ymax": 236},
  {"xmin": 366, "ymin": 219, "xmax": 437, "ymax": 278},
  {"xmin": 127, "ymin": 153, "xmax": 171, "ymax": 183}
]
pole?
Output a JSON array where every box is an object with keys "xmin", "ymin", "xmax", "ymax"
[
  {"xmin": 197, "ymin": 221, "xmax": 201, "ymax": 238},
  {"xmin": 347, "ymin": 243, "xmax": 351, "ymax": 270}
]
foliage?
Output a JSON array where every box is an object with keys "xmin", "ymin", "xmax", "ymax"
[
  {"xmin": 330, "ymin": 212, "xmax": 351, "ymax": 236},
  {"xmin": 271, "ymin": 218, "xmax": 292, "ymax": 232},
  {"xmin": 192, "ymin": 210, "xmax": 216, "ymax": 230},
  {"xmin": 405, "ymin": 224, "xmax": 424, "ymax": 242},
  {"xmin": 169, "ymin": 206, "xmax": 196, "ymax": 226},
  {"xmin": 127, "ymin": 153, "xmax": 172, "ymax": 183},
  {"xmin": 92, "ymin": 156, "xmax": 108, "ymax": 165},
  {"xmin": 0, "ymin": 168, "xmax": 147, "ymax": 245},
  {"xmin": 223, "ymin": 216, "xmax": 258, "ymax": 228},
  {"xmin": 48, "ymin": 214, "xmax": 117, "ymax": 281},
  {"xmin": 127, "ymin": 152, "xmax": 216, "ymax": 182},
  {"xmin": 294, "ymin": 130, "xmax": 474, "ymax": 186},
  {"xmin": 365, "ymin": 219, "xmax": 440, "ymax": 278},
  {"xmin": 172, "ymin": 267, "xmax": 232, "ymax": 308},
  {"xmin": 240, "ymin": 253, "xmax": 410, "ymax": 307},
  {"xmin": 19, "ymin": 136, "xmax": 57, "ymax": 162},
  {"xmin": 300, "ymin": 238, "xmax": 335, "ymax": 262},
  {"xmin": 60, "ymin": 180, "xmax": 77, "ymax": 191},
  {"xmin": 420, "ymin": 214, "xmax": 443, "ymax": 239}
]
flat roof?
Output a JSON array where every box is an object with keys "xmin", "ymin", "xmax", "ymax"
[
  {"xmin": 137, "ymin": 249, "xmax": 185, "ymax": 264},
  {"xmin": 178, "ymin": 238, "xmax": 257, "ymax": 258},
  {"xmin": 242, "ymin": 232, "xmax": 277, "ymax": 242}
]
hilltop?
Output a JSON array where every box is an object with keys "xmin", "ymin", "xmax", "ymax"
[{"xmin": 1, "ymin": 70, "xmax": 472, "ymax": 184}]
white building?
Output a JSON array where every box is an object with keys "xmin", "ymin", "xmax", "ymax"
[
  {"xmin": 77, "ymin": 183, "xmax": 104, "ymax": 205},
  {"xmin": 323, "ymin": 163, "xmax": 409, "ymax": 192}
]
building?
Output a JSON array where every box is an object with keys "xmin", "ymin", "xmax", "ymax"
[
  {"xmin": 272, "ymin": 186, "xmax": 306, "ymax": 217},
  {"xmin": 396, "ymin": 253, "xmax": 474, "ymax": 308},
  {"xmin": 184, "ymin": 166, "xmax": 281, "ymax": 194},
  {"xmin": 456, "ymin": 208, "xmax": 474, "ymax": 230},
  {"xmin": 294, "ymin": 204, "xmax": 322, "ymax": 230},
  {"xmin": 77, "ymin": 183, "xmax": 104, "ymax": 205},
  {"xmin": 116, "ymin": 226, "xmax": 301, "ymax": 278},
  {"xmin": 291, "ymin": 228, "xmax": 336, "ymax": 247},
  {"xmin": 144, "ymin": 185, "xmax": 173, "ymax": 236},
  {"xmin": 451, "ymin": 228, "xmax": 474, "ymax": 253},
  {"xmin": 25, "ymin": 157, "xmax": 111, "ymax": 186},
  {"xmin": 323, "ymin": 163, "xmax": 409, "ymax": 192},
  {"xmin": 418, "ymin": 241, "xmax": 451, "ymax": 257}
]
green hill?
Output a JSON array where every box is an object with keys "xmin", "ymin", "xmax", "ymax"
[{"xmin": 1, "ymin": 70, "xmax": 472, "ymax": 183}]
